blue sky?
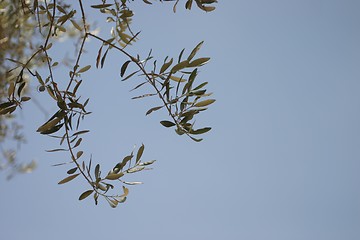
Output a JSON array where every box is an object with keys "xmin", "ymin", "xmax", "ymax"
[{"xmin": 1, "ymin": 1, "xmax": 360, "ymax": 239}]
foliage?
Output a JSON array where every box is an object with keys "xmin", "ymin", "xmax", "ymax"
[{"xmin": 0, "ymin": 0, "xmax": 217, "ymax": 207}]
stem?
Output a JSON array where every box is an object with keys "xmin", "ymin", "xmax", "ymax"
[{"xmin": 87, "ymin": 33, "xmax": 184, "ymax": 133}]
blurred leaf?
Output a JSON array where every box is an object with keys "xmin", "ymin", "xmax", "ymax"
[
  {"xmin": 17, "ymin": 82, "xmax": 26, "ymax": 97},
  {"xmin": 79, "ymin": 190, "xmax": 94, "ymax": 200},
  {"xmin": 0, "ymin": 105, "xmax": 16, "ymax": 115},
  {"xmin": 21, "ymin": 96, "xmax": 31, "ymax": 102},
  {"xmin": 185, "ymin": 0, "xmax": 193, "ymax": 10},
  {"xmin": 58, "ymin": 173, "xmax": 80, "ymax": 184},
  {"xmin": 8, "ymin": 82, "xmax": 15, "ymax": 98},
  {"xmin": 0, "ymin": 101, "xmax": 16, "ymax": 109},
  {"xmin": 0, "ymin": 101, "xmax": 16, "ymax": 115},
  {"xmin": 71, "ymin": 20, "xmax": 82, "ymax": 31},
  {"xmin": 78, "ymin": 65, "xmax": 91, "ymax": 73}
]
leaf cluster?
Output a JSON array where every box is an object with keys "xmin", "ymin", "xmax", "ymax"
[{"xmin": 0, "ymin": 0, "xmax": 216, "ymax": 207}]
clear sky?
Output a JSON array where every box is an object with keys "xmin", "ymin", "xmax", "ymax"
[{"xmin": 1, "ymin": 1, "xmax": 360, "ymax": 240}]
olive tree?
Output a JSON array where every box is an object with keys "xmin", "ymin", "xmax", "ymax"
[{"xmin": 0, "ymin": 0, "xmax": 217, "ymax": 207}]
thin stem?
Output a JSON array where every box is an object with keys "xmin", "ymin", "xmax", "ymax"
[
  {"xmin": 44, "ymin": 0, "xmax": 56, "ymax": 48},
  {"xmin": 87, "ymin": 33, "xmax": 182, "ymax": 131}
]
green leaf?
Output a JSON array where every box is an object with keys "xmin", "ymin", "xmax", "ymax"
[
  {"xmin": 0, "ymin": 105, "xmax": 16, "ymax": 115},
  {"xmin": 190, "ymin": 127, "xmax": 211, "ymax": 135},
  {"xmin": 138, "ymin": 160, "xmax": 156, "ymax": 166},
  {"xmin": 136, "ymin": 144, "xmax": 145, "ymax": 163},
  {"xmin": 67, "ymin": 167, "xmax": 78, "ymax": 174},
  {"xmin": 105, "ymin": 197, "xmax": 118, "ymax": 208},
  {"xmin": 193, "ymin": 82, "xmax": 208, "ymax": 91},
  {"xmin": 91, "ymin": 4, "xmax": 113, "ymax": 8},
  {"xmin": 8, "ymin": 82, "xmax": 15, "ymax": 98},
  {"xmin": 131, "ymin": 93, "xmax": 156, "ymax": 99},
  {"xmin": 171, "ymin": 60, "xmax": 189, "ymax": 73},
  {"xmin": 121, "ymin": 186, "xmax": 129, "ymax": 197},
  {"xmin": 77, "ymin": 65, "xmax": 91, "ymax": 73},
  {"xmin": 94, "ymin": 164, "xmax": 100, "ymax": 179},
  {"xmin": 73, "ymin": 80, "xmax": 82, "ymax": 95},
  {"xmin": 123, "ymin": 181, "xmax": 143, "ymax": 185},
  {"xmin": 169, "ymin": 75, "xmax": 186, "ymax": 82},
  {"xmin": 145, "ymin": 106, "xmax": 163, "ymax": 115},
  {"xmin": 46, "ymin": 148, "xmax": 67, "ymax": 152},
  {"xmin": 127, "ymin": 166, "xmax": 145, "ymax": 173},
  {"xmin": 0, "ymin": 101, "xmax": 16, "ymax": 110},
  {"xmin": 194, "ymin": 99, "xmax": 216, "ymax": 107},
  {"xmin": 37, "ymin": 117, "xmax": 63, "ymax": 133},
  {"xmin": 73, "ymin": 138, "xmax": 82, "ymax": 148},
  {"xmin": 188, "ymin": 57, "xmax": 210, "ymax": 67},
  {"xmin": 70, "ymin": 20, "xmax": 82, "ymax": 31},
  {"xmin": 35, "ymin": 71, "xmax": 45, "ymax": 85},
  {"xmin": 185, "ymin": 0, "xmax": 193, "ymax": 10},
  {"xmin": 71, "ymin": 130, "xmax": 90, "ymax": 137},
  {"xmin": 40, "ymin": 123, "xmax": 64, "ymax": 135},
  {"xmin": 17, "ymin": 82, "xmax": 26, "ymax": 97},
  {"xmin": 79, "ymin": 190, "xmax": 94, "ymax": 200},
  {"xmin": 21, "ymin": 96, "xmax": 31, "ymax": 102},
  {"xmin": 121, "ymin": 70, "xmax": 140, "ymax": 81},
  {"xmin": 105, "ymin": 172, "xmax": 124, "ymax": 180},
  {"xmin": 188, "ymin": 41, "xmax": 204, "ymax": 61},
  {"xmin": 160, "ymin": 58, "xmax": 173, "ymax": 74},
  {"xmin": 44, "ymin": 42, "xmax": 53, "ymax": 50},
  {"xmin": 160, "ymin": 120, "xmax": 176, "ymax": 127},
  {"xmin": 101, "ymin": 48, "xmax": 109, "ymax": 68},
  {"xmin": 96, "ymin": 45, "xmax": 103, "ymax": 68},
  {"xmin": 76, "ymin": 151, "xmax": 84, "ymax": 159},
  {"xmin": 58, "ymin": 173, "xmax": 80, "ymax": 184},
  {"xmin": 190, "ymin": 136, "xmax": 203, "ymax": 142},
  {"xmin": 120, "ymin": 60, "xmax": 131, "ymax": 77}
]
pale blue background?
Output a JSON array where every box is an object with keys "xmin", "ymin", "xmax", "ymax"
[{"xmin": 1, "ymin": 1, "xmax": 360, "ymax": 239}]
